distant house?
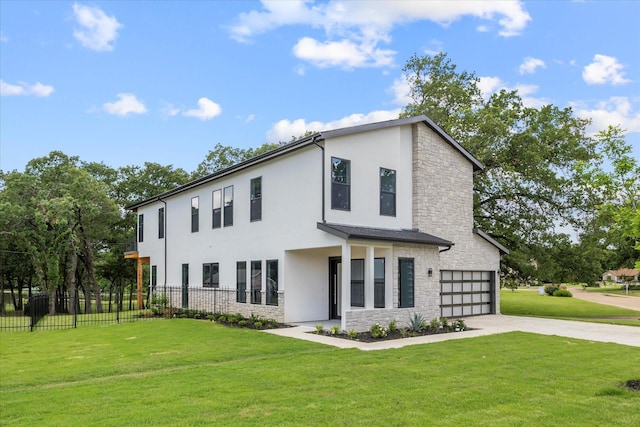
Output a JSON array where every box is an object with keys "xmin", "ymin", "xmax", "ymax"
[
  {"xmin": 124, "ymin": 116, "xmax": 508, "ymax": 332},
  {"xmin": 602, "ymin": 268, "xmax": 639, "ymax": 283}
]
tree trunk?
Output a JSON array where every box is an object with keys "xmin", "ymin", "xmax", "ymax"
[
  {"xmin": 66, "ymin": 244, "xmax": 78, "ymax": 316},
  {"xmin": 82, "ymin": 241, "xmax": 103, "ymax": 313}
]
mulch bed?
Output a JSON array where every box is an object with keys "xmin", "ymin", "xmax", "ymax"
[{"xmin": 312, "ymin": 327, "xmax": 471, "ymax": 343}]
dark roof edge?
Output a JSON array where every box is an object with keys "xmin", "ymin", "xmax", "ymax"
[
  {"xmin": 320, "ymin": 115, "xmax": 484, "ymax": 171},
  {"xmin": 473, "ymin": 228, "xmax": 510, "ymax": 254},
  {"xmin": 317, "ymin": 222, "xmax": 454, "ymax": 247},
  {"xmin": 126, "ymin": 133, "xmax": 321, "ymax": 210}
]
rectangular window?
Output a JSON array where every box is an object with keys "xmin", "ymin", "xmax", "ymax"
[
  {"xmin": 350, "ymin": 259, "xmax": 364, "ymax": 307},
  {"xmin": 380, "ymin": 168, "xmax": 396, "ymax": 216},
  {"xmin": 374, "ymin": 258, "xmax": 385, "ymax": 308},
  {"xmin": 331, "ymin": 157, "xmax": 350, "ymax": 210},
  {"xmin": 158, "ymin": 207, "xmax": 165, "ymax": 239},
  {"xmin": 266, "ymin": 259, "xmax": 278, "ymax": 306},
  {"xmin": 138, "ymin": 214, "xmax": 144, "ymax": 242},
  {"xmin": 151, "ymin": 265, "xmax": 157, "ymax": 293},
  {"xmin": 191, "ymin": 197, "xmax": 199, "ymax": 233},
  {"xmin": 250, "ymin": 177, "xmax": 262, "ymax": 222},
  {"xmin": 251, "ymin": 260, "xmax": 262, "ymax": 304},
  {"xmin": 236, "ymin": 262, "xmax": 247, "ymax": 303},
  {"xmin": 224, "ymin": 186, "xmax": 234, "ymax": 227},
  {"xmin": 399, "ymin": 258, "xmax": 414, "ymax": 308},
  {"xmin": 202, "ymin": 263, "xmax": 219, "ymax": 288},
  {"xmin": 181, "ymin": 263, "xmax": 189, "ymax": 309},
  {"xmin": 212, "ymin": 189, "xmax": 221, "ymax": 229}
]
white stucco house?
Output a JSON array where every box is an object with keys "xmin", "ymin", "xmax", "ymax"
[{"xmin": 125, "ymin": 115, "xmax": 508, "ymax": 331}]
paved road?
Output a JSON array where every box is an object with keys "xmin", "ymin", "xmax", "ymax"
[{"xmin": 570, "ymin": 287, "xmax": 640, "ymax": 311}]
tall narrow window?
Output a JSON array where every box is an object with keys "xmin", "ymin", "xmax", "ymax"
[
  {"xmin": 331, "ymin": 157, "xmax": 350, "ymax": 210},
  {"xmin": 191, "ymin": 197, "xmax": 199, "ymax": 233},
  {"xmin": 203, "ymin": 263, "xmax": 219, "ymax": 288},
  {"xmin": 138, "ymin": 214, "xmax": 144, "ymax": 242},
  {"xmin": 380, "ymin": 168, "xmax": 396, "ymax": 216},
  {"xmin": 399, "ymin": 258, "xmax": 414, "ymax": 308},
  {"xmin": 350, "ymin": 259, "xmax": 364, "ymax": 307},
  {"xmin": 374, "ymin": 258, "xmax": 385, "ymax": 308},
  {"xmin": 224, "ymin": 186, "xmax": 234, "ymax": 227},
  {"xmin": 250, "ymin": 177, "xmax": 262, "ymax": 222},
  {"xmin": 266, "ymin": 259, "xmax": 278, "ymax": 306},
  {"xmin": 236, "ymin": 262, "xmax": 247, "ymax": 303},
  {"xmin": 181, "ymin": 263, "xmax": 189, "ymax": 309},
  {"xmin": 251, "ymin": 260, "xmax": 262, "ymax": 304},
  {"xmin": 212, "ymin": 190, "xmax": 221, "ymax": 229},
  {"xmin": 151, "ymin": 265, "xmax": 157, "ymax": 293},
  {"xmin": 158, "ymin": 207, "xmax": 165, "ymax": 239}
]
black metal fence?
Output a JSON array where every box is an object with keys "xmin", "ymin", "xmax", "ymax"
[{"xmin": 1, "ymin": 286, "xmax": 231, "ymax": 332}]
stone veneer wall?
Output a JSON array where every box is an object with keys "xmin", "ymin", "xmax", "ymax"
[{"xmin": 344, "ymin": 244, "xmax": 440, "ymax": 332}]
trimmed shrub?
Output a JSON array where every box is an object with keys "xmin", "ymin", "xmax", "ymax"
[
  {"xmin": 369, "ymin": 323, "xmax": 388, "ymax": 339},
  {"xmin": 544, "ymin": 285, "xmax": 560, "ymax": 296},
  {"xmin": 553, "ymin": 289, "xmax": 573, "ymax": 297}
]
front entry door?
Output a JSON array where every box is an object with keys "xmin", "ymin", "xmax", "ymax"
[{"xmin": 329, "ymin": 257, "xmax": 342, "ymax": 319}]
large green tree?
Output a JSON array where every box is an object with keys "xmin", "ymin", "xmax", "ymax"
[
  {"xmin": 400, "ymin": 52, "xmax": 634, "ymax": 283},
  {"xmin": 192, "ymin": 142, "xmax": 282, "ymax": 179}
]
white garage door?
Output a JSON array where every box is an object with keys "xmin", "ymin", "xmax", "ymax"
[{"xmin": 440, "ymin": 270, "xmax": 495, "ymax": 317}]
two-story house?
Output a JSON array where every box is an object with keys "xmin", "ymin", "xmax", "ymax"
[{"xmin": 125, "ymin": 115, "xmax": 508, "ymax": 332}]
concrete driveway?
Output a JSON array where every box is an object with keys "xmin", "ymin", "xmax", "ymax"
[
  {"xmin": 266, "ymin": 314, "xmax": 639, "ymax": 350},
  {"xmin": 570, "ymin": 287, "xmax": 640, "ymax": 311}
]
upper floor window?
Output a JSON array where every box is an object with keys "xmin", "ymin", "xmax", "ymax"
[
  {"xmin": 138, "ymin": 214, "xmax": 144, "ymax": 242},
  {"xmin": 191, "ymin": 197, "xmax": 199, "ymax": 233},
  {"xmin": 250, "ymin": 177, "xmax": 262, "ymax": 222},
  {"xmin": 380, "ymin": 168, "xmax": 396, "ymax": 216},
  {"xmin": 224, "ymin": 186, "xmax": 234, "ymax": 227},
  {"xmin": 331, "ymin": 157, "xmax": 350, "ymax": 210},
  {"xmin": 158, "ymin": 207, "xmax": 165, "ymax": 239},
  {"xmin": 212, "ymin": 190, "xmax": 222, "ymax": 229},
  {"xmin": 203, "ymin": 263, "xmax": 219, "ymax": 288}
]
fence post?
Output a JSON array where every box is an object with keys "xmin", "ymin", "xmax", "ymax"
[{"xmin": 73, "ymin": 288, "xmax": 78, "ymax": 328}]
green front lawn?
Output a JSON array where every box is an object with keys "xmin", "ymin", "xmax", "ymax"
[
  {"xmin": 1, "ymin": 320, "xmax": 638, "ymax": 426},
  {"xmin": 500, "ymin": 289, "xmax": 640, "ymax": 326},
  {"xmin": 584, "ymin": 286, "xmax": 640, "ymax": 297}
]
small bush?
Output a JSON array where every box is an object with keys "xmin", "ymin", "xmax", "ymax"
[
  {"xmin": 441, "ymin": 317, "xmax": 449, "ymax": 329},
  {"xmin": 369, "ymin": 323, "xmax": 388, "ymax": 339},
  {"xmin": 553, "ymin": 289, "xmax": 573, "ymax": 297},
  {"xmin": 388, "ymin": 320, "xmax": 397, "ymax": 333},
  {"xmin": 238, "ymin": 319, "xmax": 247, "ymax": 327},
  {"xmin": 330, "ymin": 325, "xmax": 341, "ymax": 335},
  {"xmin": 544, "ymin": 285, "xmax": 560, "ymax": 296},
  {"xmin": 453, "ymin": 319, "xmax": 467, "ymax": 331},
  {"xmin": 347, "ymin": 329, "xmax": 358, "ymax": 339},
  {"xmin": 315, "ymin": 324, "xmax": 324, "ymax": 334},
  {"xmin": 253, "ymin": 321, "xmax": 263, "ymax": 329},
  {"xmin": 429, "ymin": 317, "xmax": 441, "ymax": 332}
]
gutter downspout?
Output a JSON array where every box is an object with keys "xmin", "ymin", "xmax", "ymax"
[
  {"xmin": 439, "ymin": 245, "xmax": 453, "ymax": 253},
  {"xmin": 312, "ymin": 137, "xmax": 325, "ymax": 223},
  {"xmin": 159, "ymin": 198, "xmax": 167, "ymax": 295}
]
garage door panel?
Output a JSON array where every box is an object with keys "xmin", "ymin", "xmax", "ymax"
[{"xmin": 440, "ymin": 270, "xmax": 494, "ymax": 318}]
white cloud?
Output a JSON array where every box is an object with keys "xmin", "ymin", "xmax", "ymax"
[
  {"xmin": 573, "ymin": 97, "xmax": 640, "ymax": 134},
  {"xmin": 266, "ymin": 110, "xmax": 401, "ymax": 143},
  {"xmin": 582, "ymin": 54, "xmax": 630, "ymax": 85},
  {"xmin": 72, "ymin": 3, "xmax": 122, "ymax": 52},
  {"xmin": 183, "ymin": 97, "xmax": 222, "ymax": 121},
  {"xmin": 230, "ymin": 1, "xmax": 531, "ymax": 69},
  {"xmin": 389, "ymin": 76, "xmax": 411, "ymax": 105},
  {"xmin": 161, "ymin": 103, "xmax": 181, "ymax": 119},
  {"xmin": 102, "ymin": 93, "xmax": 147, "ymax": 116},
  {"xmin": 477, "ymin": 76, "xmax": 505, "ymax": 99},
  {"xmin": 0, "ymin": 31, "xmax": 8, "ymax": 43},
  {"xmin": 477, "ymin": 77, "xmax": 548, "ymax": 108},
  {"xmin": 518, "ymin": 57, "xmax": 545, "ymax": 75},
  {"xmin": 0, "ymin": 80, "xmax": 54, "ymax": 97}
]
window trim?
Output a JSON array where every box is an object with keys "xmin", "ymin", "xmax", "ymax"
[
  {"xmin": 250, "ymin": 177, "xmax": 262, "ymax": 222},
  {"xmin": 380, "ymin": 167, "xmax": 396, "ymax": 217},
  {"xmin": 331, "ymin": 157, "xmax": 351, "ymax": 211}
]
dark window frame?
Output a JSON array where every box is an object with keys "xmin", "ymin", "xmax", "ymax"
[
  {"xmin": 331, "ymin": 157, "xmax": 351, "ymax": 211},
  {"xmin": 266, "ymin": 259, "xmax": 278, "ymax": 306},
  {"xmin": 250, "ymin": 177, "xmax": 262, "ymax": 222},
  {"xmin": 374, "ymin": 258, "xmax": 385, "ymax": 308},
  {"xmin": 380, "ymin": 167, "xmax": 396, "ymax": 217},
  {"xmin": 158, "ymin": 207, "xmax": 165, "ymax": 239},
  {"xmin": 138, "ymin": 214, "xmax": 144, "ymax": 242},
  {"xmin": 202, "ymin": 262, "xmax": 219, "ymax": 288},
  {"xmin": 250, "ymin": 260, "xmax": 262, "ymax": 304},
  {"xmin": 191, "ymin": 196, "xmax": 199, "ymax": 233},
  {"xmin": 350, "ymin": 259, "xmax": 364, "ymax": 307},
  {"xmin": 223, "ymin": 186, "xmax": 234, "ymax": 227},
  {"xmin": 236, "ymin": 261, "xmax": 247, "ymax": 303},
  {"xmin": 398, "ymin": 258, "xmax": 415, "ymax": 308},
  {"xmin": 212, "ymin": 189, "xmax": 222, "ymax": 229}
]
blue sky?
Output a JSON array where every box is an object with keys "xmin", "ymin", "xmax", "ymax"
[{"xmin": 1, "ymin": 1, "xmax": 639, "ymax": 174}]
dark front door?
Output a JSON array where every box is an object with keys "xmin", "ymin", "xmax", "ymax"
[{"xmin": 329, "ymin": 257, "xmax": 342, "ymax": 319}]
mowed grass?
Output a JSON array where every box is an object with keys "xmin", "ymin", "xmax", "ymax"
[
  {"xmin": 1, "ymin": 320, "xmax": 639, "ymax": 426},
  {"xmin": 501, "ymin": 289, "xmax": 640, "ymax": 326},
  {"xmin": 584, "ymin": 286, "xmax": 640, "ymax": 297}
]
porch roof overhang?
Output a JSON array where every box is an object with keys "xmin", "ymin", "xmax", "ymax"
[{"xmin": 317, "ymin": 222, "xmax": 453, "ymax": 248}]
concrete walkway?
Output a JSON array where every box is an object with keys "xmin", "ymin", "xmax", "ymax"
[
  {"xmin": 264, "ymin": 315, "xmax": 640, "ymax": 350},
  {"xmin": 570, "ymin": 287, "xmax": 640, "ymax": 311}
]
